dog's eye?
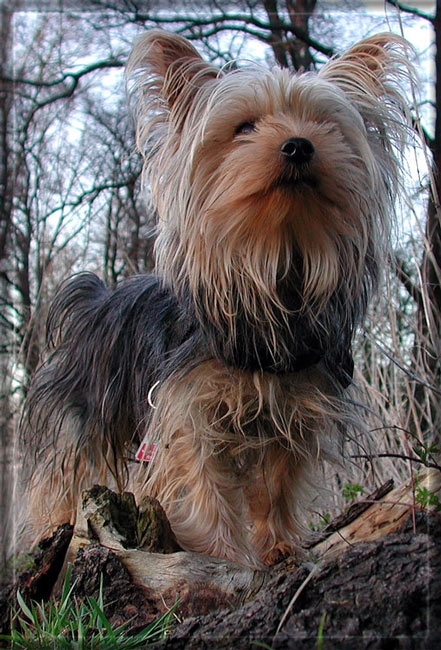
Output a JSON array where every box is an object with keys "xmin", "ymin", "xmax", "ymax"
[{"xmin": 234, "ymin": 121, "xmax": 256, "ymax": 136}]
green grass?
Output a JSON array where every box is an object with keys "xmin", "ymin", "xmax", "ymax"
[
  {"xmin": 317, "ymin": 611, "xmax": 326, "ymax": 650},
  {"xmin": 0, "ymin": 564, "xmax": 176, "ymax": 649}
]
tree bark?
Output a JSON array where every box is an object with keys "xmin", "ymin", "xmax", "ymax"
[
  {"xmin": 0, "ymin": 3, "xmax": 14, "ymax": 577},
  {"xmin": 154, "ymin": 511, "xmax": 440, "ymax": 650},
  {"xmin": 2, "ymin": 472, "xmax": 440, "ymax": 646},
  {"xmin": 0, "ymin": 523, "xmax": 73, "ymax": 635}
]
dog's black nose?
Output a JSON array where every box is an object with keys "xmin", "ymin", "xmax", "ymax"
[{"xmin": 281, "ymin": 137, "xmax": 315, "ymax": 164}]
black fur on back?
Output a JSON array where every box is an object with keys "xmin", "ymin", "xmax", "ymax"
[{"xmin": 23, "ymin": 273, "xmax": 204, "ymax": 461}]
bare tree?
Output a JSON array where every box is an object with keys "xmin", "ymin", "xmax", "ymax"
[
  {"xmin": 0, "ymin": 2, "xmax": 16, "ymax": 575},
  {"xmin": 0, "ymin": 9, "xmax": 130, "ymax": 571},
  {"xmin": 377, "ymin": 1, "xmax": 441, "ymax": 452}
]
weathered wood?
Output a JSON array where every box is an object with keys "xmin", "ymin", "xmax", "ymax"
[
  {"xmin": 121, "ymin": 550, "xmax": 269, "ymax": 610},
  {"xmin": 312, "ymin": 468, "xmax": 441, "ymax": 560},
  {"xmin": 304, "ymin": 478, "xmax": 395, "ymax": 547},
  {"xmin": 4, "ymin": 469, "xmax": 439, "ymax": 646},
  {"xmin": 152, "ymin": 511, "xmax": 441, "ymax": 649},
  {"xmin": 70, "ymin": 544, "xmax": 164, "ymax": 632},
  {"xmin": 17, "ymin": 523, "xmax": 73, "ymax": 601},
  {"xmin": 68, "ymin": 469, "xmax": 441, "ymax": 629},
  {"xmin": 73, "ymin": 485, "xmax": 181, "ymax": 553},
  {"xmin": 70, "ymin": 485, "xmax": 270, "ymax": 616},
  {"xmin": 0, "ymin": 523, "xmax": 73, "ymax": 635}
]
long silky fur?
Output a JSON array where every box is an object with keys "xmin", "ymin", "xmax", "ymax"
[
  {"xmin": 23, "ymin": 30, "xmax": 414, "ymax": 565},
  {"xmin": 24, "ymin": 273, "xmax": 204, "ymax": 533},
  {"xmin": 136, "ymin": 359, "xmax": 357, "ymax": 566},
  {"xmin": 127, "ymin": 31, "xmax": 412, "ymax": 374}
]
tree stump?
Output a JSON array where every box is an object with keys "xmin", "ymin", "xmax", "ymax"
[
  {"xmin": 69, "ymin": 485, "xmax": 270, "ymax": 622},
  {"xmin": 2, "ymin": 468, "xmax": 440, "ymax": 647}
]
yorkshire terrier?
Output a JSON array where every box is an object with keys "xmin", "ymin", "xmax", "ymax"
[{"xmin": 23, "ymin": 30, "xmax": 413, "ymax": 567}]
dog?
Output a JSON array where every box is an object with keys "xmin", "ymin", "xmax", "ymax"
[{"xmin": 23, "ymin": 30, "xmax": 413, "ymax": 567}]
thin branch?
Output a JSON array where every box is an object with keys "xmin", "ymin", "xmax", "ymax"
[
  {"xmin": 1, "ymin": 58, "xmax": 124, "ymax": 88},
  {"xmin": 362, "ymin": 330, "xmax": 441, "ymax": 395},
  {"xmin": 116, "ymin": 10, "xmax": 334, "ymax": 58},
  {"xmin": 393, "ymin": 253, "xmax": 423, "ymax": 306},
  {"xmin": 352, "ymin": 453, "xmax": 441, "ymax": 471},
  {"xmin": 385, "ymin": 0, "xmax": 434, "ymax": 22},
  {"xmin": 42, "ymin": 175, "xmax": 139, "ymax": 224}
]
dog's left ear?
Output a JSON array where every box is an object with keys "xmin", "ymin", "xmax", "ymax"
[
  {"xmin": 318, "ymin": 33, "xmax": 413, "ymax": 107},
  {"xmin": 127, "ymin": 29, "xmax": 219, "ymax": 134}
]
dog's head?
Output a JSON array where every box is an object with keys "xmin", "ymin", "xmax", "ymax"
[{"xmin": 127, "ymin": 30, "xmax": 413, "ymax": 372}]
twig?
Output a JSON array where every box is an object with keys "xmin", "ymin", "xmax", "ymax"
[
  {"xmin": 275, "ymin": 563, "xmax": 321, "ymax": 636},
  {"xmin": 305, "ymin": 480, "xmax": 395, "ymax": 548}
]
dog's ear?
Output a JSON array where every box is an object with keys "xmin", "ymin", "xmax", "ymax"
[
  {"xmin": 127, "ymin": 29, "xmax": 218, "ymax": 132},
  {"xmin": 318, "ymin": 33, "xmax": 413, "ymax": 107}
]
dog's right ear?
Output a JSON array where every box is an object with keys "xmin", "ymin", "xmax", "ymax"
[{"xmin": 127, "ymin": 29, "xmax": 218, "ymax": 137}]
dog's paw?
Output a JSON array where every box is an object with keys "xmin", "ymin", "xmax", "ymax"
[{"xmin": 261, "ymin": 542, "xmax": 294, "ymax": 566}]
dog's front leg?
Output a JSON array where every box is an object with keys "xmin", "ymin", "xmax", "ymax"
[
  {"xmin": 246, "ymin": 442, "xmax": 306, "ymax": 565},
  {"xmin": 145, "ymin": 424, "xmax": 260, "ymax": 568}
]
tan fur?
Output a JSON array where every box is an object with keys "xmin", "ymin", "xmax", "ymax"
[
  {"xmin": 130, "ymin": 32, "xmax": 412, "ymax": 565},
  {"xmin": 132, "ymin": 360, "xmax": 353, "ymax": 566},
  {"xmin": 127, "ymin": 31, "xmax": 412, "ymax": 359},
  {"xmin": 28, "ymin": 430, "xmax": 120, "ymax": 541}
]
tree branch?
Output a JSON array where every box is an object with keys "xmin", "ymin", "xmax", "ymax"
[
  {"xmin": 101, "ymin": 8, "xmax": 335, "ymax": 58},
  {"xmin": 385, "ymin": 0, "xmax": 434, "ymax": 22},
  {"xmin": 1, "ymin": 58, "xmax": 124, "ymax": 88},
  {"xmin": 352, "ymin": 453, "xmax": 441, "ymax": 471},
  {"xmin": 393, "ymin": 253, "xmax": 424, "ymax": 307}
]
